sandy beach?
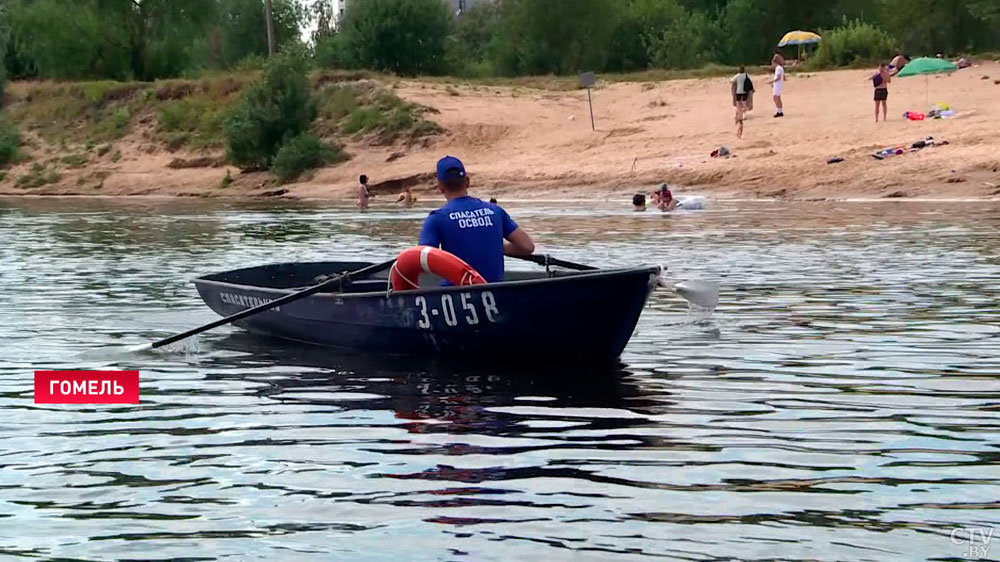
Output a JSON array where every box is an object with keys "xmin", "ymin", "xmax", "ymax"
[{"xmin": 4, "ymin": 63, "xmax": 1000, "ymax": 200}]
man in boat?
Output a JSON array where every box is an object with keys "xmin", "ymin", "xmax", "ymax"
[{"xmin": 419, "ymin": 156, "xmax": 535, "ymax": 283}]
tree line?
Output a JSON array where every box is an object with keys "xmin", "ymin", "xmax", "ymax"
[{"xmin": 2, "ymin": 0, "xmax": 999, "ymax": 86}]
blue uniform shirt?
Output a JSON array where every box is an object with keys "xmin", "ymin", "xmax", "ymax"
[{"xmin": 418, "ymin": 196, "xmax": 518, "ymax": 283}]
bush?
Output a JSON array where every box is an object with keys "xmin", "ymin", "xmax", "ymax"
[
  {"xmin": 0, "ymin": 116, "xmax": 21, "ymax": 166},
  {"xmin": 319, "ymin": 82, "xmax": 440, "ymax": 144},
  {"xmin": 223, "ymin": 52, "xmax": 316, "ymax": 170},
  {"xmin": 810, "ymin": 20, "xmax": 897, "ymax": 68},
  {"xmin": 339, "ymin": 0, "xmax": 453, "ymax": 76},
  {"xmin": 606, "ymin": 0, "xmax": 685, "ymax": 72},
  {"xmin": 649, "ymin": 11, "xmax": 722, "ymax": 70},
  {"xmin": 314, "ymin": 33, "xmax": 353, "ymax": 69},
  {"xmin": 270, "ymin": 132, "xmax": 345, "ymax": 184},
  {"xmin": 316, "ymin": 85, "xmax": 360, "ymax": 122}
]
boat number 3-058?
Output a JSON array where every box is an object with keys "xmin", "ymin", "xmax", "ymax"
[{"xmin": 415, "ymin": 291, "xmax": 499, "ymax": 329}]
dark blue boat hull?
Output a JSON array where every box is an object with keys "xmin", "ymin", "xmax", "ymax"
[{"xmin": 193, "ymin": 262, "xmax": 660, "ymax": 362}]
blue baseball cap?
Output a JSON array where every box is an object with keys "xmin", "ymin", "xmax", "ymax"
[{"xmin": 436, "ymin": 156, "xmax": 466, "ymax": 181}]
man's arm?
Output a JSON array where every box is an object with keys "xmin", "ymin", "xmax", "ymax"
[
  {"xmin": 418, "ymin": 214, "xmax": 440, "ymax": 247},
  {"xmin": 503, "ymin": 228, "xmax": 535, "ymax": 257}
]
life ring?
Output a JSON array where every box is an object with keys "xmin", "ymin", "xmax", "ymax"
[{"xmin": 390, "ymin": 246, "xmax": 487, "ymax": 291}]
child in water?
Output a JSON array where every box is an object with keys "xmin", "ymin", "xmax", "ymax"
[
  {"xmin": 396, "ymin": 185, "xmax": 417, "ymax": 207},
  {"xmin": 651, "ymin": 184, "xmax": 677, "ymax": 211},
  {"xmin": 632, "ymin": 193, "xmax": 646, "ymax": 211}
]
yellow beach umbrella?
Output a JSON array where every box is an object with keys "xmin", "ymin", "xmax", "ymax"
[
  {"xmin": 778, "ymin": 30, "xmax": 822, "ymax": 61},
  {"xmin": 777, "ymin": 30, "xmax": 822, "ymax": 47}
]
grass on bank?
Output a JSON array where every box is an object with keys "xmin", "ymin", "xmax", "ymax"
[
  {"xmin": 3, "ymin": 70, "xmax": 441, "ymax": 156},
  {"xmin": 315, "ymin": 80, "xmax": 440, "ymax": 144}
]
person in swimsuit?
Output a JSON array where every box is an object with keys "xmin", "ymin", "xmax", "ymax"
[
  {"xmin": 888, "ymin": 53, "xmax": 909, "ymax": 76},
  {"xmin": 654, "ymin": 184, "xmax": 677, "ymax": 212},
  {"xmin": 872, "ymin": 62, "xmax": 891, "ymax": 122},
  {"xmin": 358, "ymin": 174, "xmax": 371, "ymax": 209},
  {"xmin": 396, "ymin": 185, "xmax": 416, "ymax": 207}
]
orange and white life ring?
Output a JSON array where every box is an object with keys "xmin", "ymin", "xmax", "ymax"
[{"xmin": 390, "ymin": 246, "xmax": 486, "ymax": 291}]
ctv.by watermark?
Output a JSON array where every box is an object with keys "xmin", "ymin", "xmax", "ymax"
[{"xmin": 951, "ymin": 526, "xmax": 994, "ymax": 560}]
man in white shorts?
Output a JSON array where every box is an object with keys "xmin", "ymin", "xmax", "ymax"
[{"xmin": 768, "ymin": 54, "xmax": 785, "ymax": 118}]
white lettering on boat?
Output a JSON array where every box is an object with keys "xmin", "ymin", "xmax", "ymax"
[
  {"xmin": 415, "ymin": 291, "xmax": 498, "ymax": 329},
  {"xmin": 220, "ymin": 292, "xmax": 277, "ymax": 310}
]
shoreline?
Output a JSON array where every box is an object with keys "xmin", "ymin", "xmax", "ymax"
[
  {"xmin": 5, "ymin": 193, "xmax": 1000, "ymax": 205},
  {"xmin": 3, "ymin": 63, "xmax": 1000, "ymax": 201}
]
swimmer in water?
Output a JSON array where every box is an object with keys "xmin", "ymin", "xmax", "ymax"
[
  {"xmin": 396, "ymin": 185, "xmax": 416, "ymax": 207},
  {"xmin": 633, "ymin": 193, "xmax": 646, "ymax": 211},
  {"xmin": 653, "ymin": 184, "xmax": 677, "ymax": 211}
]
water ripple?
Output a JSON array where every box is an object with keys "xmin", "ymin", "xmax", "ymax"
[{"xmin": 1, "ymin": 197, "xmax": 999, "ymax": 560}]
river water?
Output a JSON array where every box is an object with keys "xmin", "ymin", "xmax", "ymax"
[{"xmin": 0, "ymin": 197, "xmax": 998, "ymax": 561}]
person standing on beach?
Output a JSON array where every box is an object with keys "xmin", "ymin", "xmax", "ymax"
[
  {"xmin": 768, "ymin": 54, "xmax": 785, "ymax": 118},
  {"xmin": 872, "ymin": 62, "xmax": 891, "ymax": 122},
  {"xmin": 731, "ymin": 66, "xmax": 752, "ymax": 138}
]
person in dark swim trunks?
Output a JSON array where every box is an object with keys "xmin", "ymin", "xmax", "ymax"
[{"xmin": 872, "ymin": 62, "xmax": 891, "ymax": 122}]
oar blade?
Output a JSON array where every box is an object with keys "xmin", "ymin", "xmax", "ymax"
[{"xmin": 673, "ymin": 280, "xmax": 720, "ymax": 309}]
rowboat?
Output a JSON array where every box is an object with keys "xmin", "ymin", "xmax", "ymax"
[{"xmin": 193, "ymin": 261, "xmax": 661, "ymax": 362}]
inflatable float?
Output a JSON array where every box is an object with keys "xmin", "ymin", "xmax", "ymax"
[{"xmin": 673, "ymin": 196, "xmax": 707, "ymax": 211}]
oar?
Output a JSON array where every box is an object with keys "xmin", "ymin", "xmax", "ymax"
[
  {"xmin": 516, "ymin": 254, "xmax": 719, "ymax": 309},
  {"xmin": 131, "ymin": 259, "xmax": 397, "ymax": 352}
]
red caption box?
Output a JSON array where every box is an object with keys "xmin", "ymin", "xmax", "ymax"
[{"xmin": 34, "ymin": 371, "xmax": 140, "ymax": 404}]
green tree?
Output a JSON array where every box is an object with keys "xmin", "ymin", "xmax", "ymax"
[
  {"xmin": 7, "ymin": 0, "xmax": 122, "ymax": 79},
  {"xmin": 649, "ymin": 10, "xmax": 722, "ymax": 69},
  {"xmin": 489, "ymin": 0, "xmax": 621, "ymax": 75},
  {"xmin": 810, "ymin": 19, "xmax": 896, "ymax": 68},
  {"xmin": 7, "ymin": 0, "xmax": 216, "ymax": 80},
  {"xmin": 606, "ymin": 0, "xmax": 686, "ymax": 72},
  {"xmin": 209, "ymin": 0, "xmax": 304, "ymax": 68},
  {"xmin": 879, "ymin": 0, "xmax": 999, "ymax": 55},
  {"xmin": 339, "ymin": 0, "xmax": 453, "ymax": 75},
  {"xmin": 0, "ymin": 3, "xmax": 8, "ymax": 99},
  {"xmin": 452, "ymin": 2, "xmax": 500, "ymax": 63},
  {"xmin": 224, "ymin": 52, "xmax": 316, "ymax": 170}
]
